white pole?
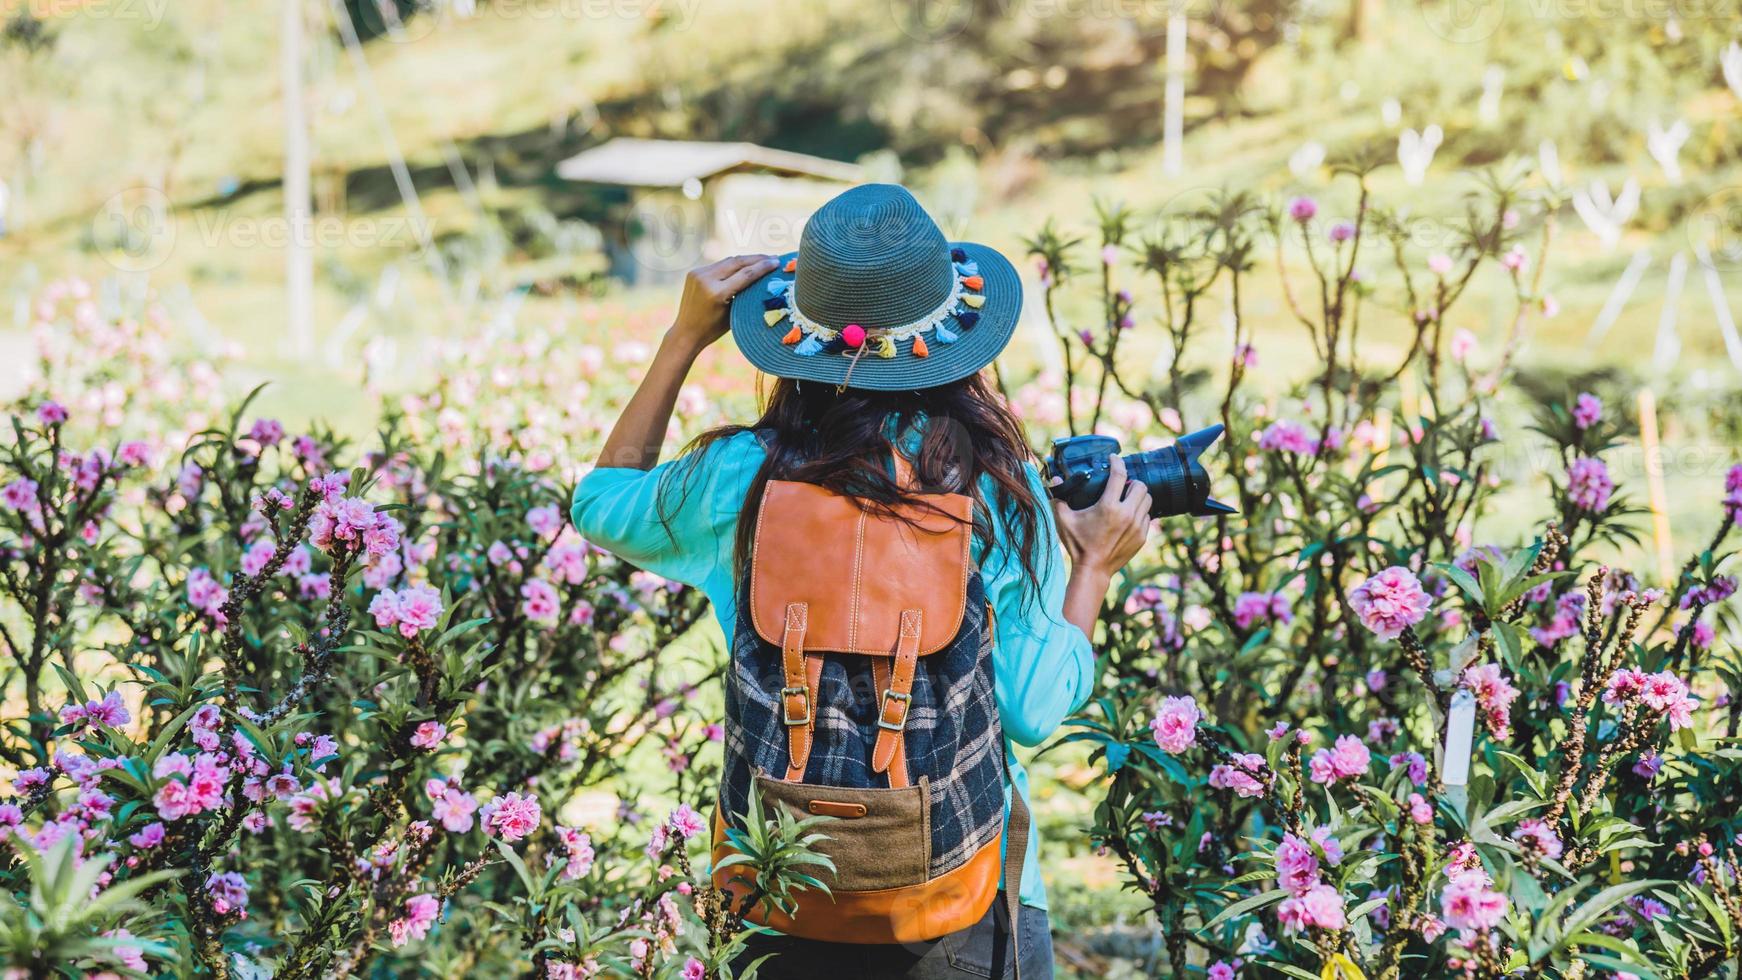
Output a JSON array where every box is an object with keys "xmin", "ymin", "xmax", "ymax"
[
  {"xmin": 282, "ymin": 0, "xmax": 314, "ymax": 356},
  {"xmin": 1162, "ymin": 4, "xmax": 1186, "ymax": 178}
]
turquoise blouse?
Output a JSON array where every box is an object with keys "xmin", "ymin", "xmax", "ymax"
[{"xmin": 570, "ymin": 430, "xmax": 1094, "ymax": 910}]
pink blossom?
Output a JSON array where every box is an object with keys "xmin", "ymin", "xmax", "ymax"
[
  {"xmin": 1500, "ymin": 244, "xmax": 1528, "ymax": 273},
  {"xmin": 521, "ymin": 578, "xmax": 561, "ymax": 624},
  {"xmin": 428, "ymin": 781, "xmax": 479, "ymax": 833},
  {"xmin": 1572, "ymin": 392, "xmax": 1602, "ymax": 429},
  {"xmin": 1257, "ymin": 420, "xmax": 1315, "ymax": 455},
  {"xmin": 1566, "ymin": 457, "xmax": 1613, "ymax": 513},
  {"xmin": 410, "ymin": 721, "xmax": 448, "ymax": 750},
  {"xmin": 389, "ymin": 894, "xmax": 441, "ymax": 947},
  {"xmin": 527, "ymin": 505, "xmax": 564, "ymax": 540},
  {"xmin": 103, "ymin": 928, "xmax": 146, "ymax": 972},
  {"xmin": 1, "ymin": 478, "xmax": 39, "ymax": 512},
  {"xmin": 128, "ymin": 822, "xmax": 165, "ymax": 849},
  {"xmin": 1208, "ymin": 963, "xmax": 1237, "ymax": 980},
  {"xmin": 248, "ymin": 418, "xmax": 284, "ymax": 444},
  {"xmin": 1327, "ymin": 221, "xmax": 1355, "ymax": 244},
  {"xmin": 556, "ymin": 826, "xmax": 595, "ymax": 879},
  {"xmin": 117, "ymin": 441, "xmax": 151, "ymax": 467},
  {"xmin": 1274, "ymin": 833, "xmax": 1321, "ymax": 897},
  {"xmin": 1461, "ymin": 663, "xmax": 1520, "ymax": 739},
  {"xmin": 482, "ymin": 792, "xmax": 542, "ymax": 842},
  {"xmin": 1348, "ymin": 567, "xmax": 1431, "ymax": 640},
  {"xmin": 1288, "ymin": 197, "xmax": 1318, "ymax": 222},
  {"xmin": 206, "ymin": 871, "xmax": 250, "ymax": 918},
  {"xmin": 1309, "ymin": 735, "xmax": 1371, "ymax": 784},
  {"xmin": 1510, "ymin": 818, "xmax": 1562, "ymax": 859},
  {"xmin": 1149, "ymin": 696, "xmax": 1201, "ymax": 755},
  {"xmin": 1208, "ymin": 753, "xmax": 1268, "ymax": 798},
  {"xmin": 240, "ymin": 538, "xmax": 276, "ymax": 577},
  {"xmin": 1232, "ymin": 592, "xmax": 1292, "ymax": 631},
  {"xmin": 1440, "ymin": 871, "xmax": 1508, "ymax": 931},
  {"xmin": 36, "ymin": 400, "xmax": 68, "ymax": 425},
  {"xmin": 1428, "ymin": 254, "xmax": 1454, "ymax": 276},
  {"xmin": 1407, "ymin": 793, "xmax": 1433, "ymax": 824}
]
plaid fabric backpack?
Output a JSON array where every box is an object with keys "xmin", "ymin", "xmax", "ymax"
[{"xmin": 710, "ymin": 449, "xmax": 1029, "ymax": 967}]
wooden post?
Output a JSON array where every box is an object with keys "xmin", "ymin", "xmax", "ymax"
[
  {"xmin": 1162, "ymin": 3, "xmax": 1186, "ymax": 178},
  {"xmin": 282, "ymin": 0, "xmax": 314, "ymax": 356},
  {"xmin": 1636, "ymin": 388, "xmax": 1674, "ymax": 585}
]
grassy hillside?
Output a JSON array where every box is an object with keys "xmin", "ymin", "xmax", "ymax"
[{"xmin": 3, "ymin": 0, "xmax": 1740, "ymax": 538}]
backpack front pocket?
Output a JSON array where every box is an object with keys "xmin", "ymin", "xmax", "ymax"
[{"xmin": 754, "ymin": 771, "xmax": 931, "ymax": 891}]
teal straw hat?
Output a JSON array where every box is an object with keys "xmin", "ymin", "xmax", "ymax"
[{"xmin": 728, "ymin": 184, "xmax": 1021, "ymax": 391}]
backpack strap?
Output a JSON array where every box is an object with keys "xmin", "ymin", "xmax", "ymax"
[
  {"xmin": 1002, "ymin": 772, "xmax": 1031, "ymax": 980},
  {"xmin": 870, "ymin": 609, "xmax": 922, "ymax": 783},
  {"xmin": 779, "ymin": 602, "xmax": 822, "ymax": 781}
]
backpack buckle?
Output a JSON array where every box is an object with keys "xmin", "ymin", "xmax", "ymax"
[
  {"xmin": 877, "ymin": 689, "xmax": 911, "ymax": 731},
  {"xmin": 780, "ymin": 685, "xmax": 811, "ymax": 726}
]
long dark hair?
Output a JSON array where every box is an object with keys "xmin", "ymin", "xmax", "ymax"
[{"xmin": 660, "ymin": 372, "xmax": 1047, "ymax": 597}]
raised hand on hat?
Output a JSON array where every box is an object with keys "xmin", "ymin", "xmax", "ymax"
[
  {"xmin": 669, "ymin": 254, "xmax": 779, "ymax": 353},
  {"xmin": 593, "ymin": 255, "xmax": 776, "ymax": 471}
]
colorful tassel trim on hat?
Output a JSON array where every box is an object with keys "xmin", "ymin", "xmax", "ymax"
[{"xmin": 761, "ymin": 253, "xmax": 989, "ymax": 363}]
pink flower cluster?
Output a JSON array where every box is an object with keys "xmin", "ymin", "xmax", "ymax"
[
  {"xmin": 1308, "ymin": 735, "xmax": 1370, "ymax": 784},
  {"xmin": 1566, "ymin": 457, "xmax": 1613, "ymax": 513},
  {"xmin": 369, "ymin": 584, "xmax": 444, "ymax": 638},
  {"xmin": 186, "ymin": 567, "xmax": 229, "ymax": 626},
  {"xmin": 59, "ymin": 690, "xmax": 130, "ymax": 732},
  {"xmin": 1208, "ymin": 753, "xmax": 1268, "ymax": 798},
  {"xmin": 1460, "ymin": 663, "xmax": 1520, "ymax": 739},
  {"xmin": 206, "ymin": 870, "xmax": 250, "ymax": 918},
  {"xmin": 645, "ymin": 803, "xmax": 707, "ymax": 860},
  {"xmin": 308, "ymin": 481, "xmax": 399, "ymax": 560},
  {"xmin": 153, "ymin": 751, "xmax": 230, "ymax": 821},
  {"xmin": 1257, "ymin": 420, "xmax": 1316, "ymax": 455},
  {"xmin": 1440, "ymin": 865, "xmax": 1508, "ymax": 932},
  {"xmin": 481, "ymin": 792, "xmax": 543, "ymax": 842},
  {"xmin": 1604, "ymin": 668, "xmax": 1697, "ymax": 730},
  {"xmin": 1572, "ymin": 392, "xmax": 1603, "ymax": 430},
  {"xmin": 1274, "ymin": 830, "xmax": 1347, "ymax": 932},
  {"xmin": 1232, "ymin": 591, "xmax": 1292, "ymax": 631},
  {"xmin": 1149, "ymin": 696, "xmax": 1202, "ymax": 755},
  {"xmin": 1347, "ymin": 567, "xmax": 1431, "ymax": 640},
  {"xmin": 425, "ymin": 778, "xmax": 480, "ymax": 832},
  {"xmin": 554, "ymin": 826, "xmax": 596, "ymax": 880},
  {"xmin": 1509, "ymin": 818, "xmax": 1563, "ymax": 859},
  {"xmin": 389, "ymin": 893, "xmax": 441, "ymax": 947}
]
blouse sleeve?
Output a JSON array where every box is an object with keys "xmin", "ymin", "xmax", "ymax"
[
  {"xmin": 569, "ymin": 432, "xmax": 764, "ymax": 593},
  {"xmin": 978, "ymin": 462, "xmax": 1096, "ymax": 747}
]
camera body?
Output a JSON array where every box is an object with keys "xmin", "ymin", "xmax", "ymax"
[{"xmin": 1046, "ymin": 424, "xmax": 1234, "ymax": 518}]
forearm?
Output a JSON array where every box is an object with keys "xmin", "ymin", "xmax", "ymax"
[
  {"xmin": 1061, "ymin": 564, "xmax": 1115, "ymax": 641},
  {"xmin": 594, "ymin": 332, "xmax": 707, "ymax": 471}
]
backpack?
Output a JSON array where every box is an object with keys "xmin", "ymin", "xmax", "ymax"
[{"xmin": 710, "ymin": 449, "xmax": 1029, "ymax": 970}]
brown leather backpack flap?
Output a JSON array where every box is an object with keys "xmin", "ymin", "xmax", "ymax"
[{"xmin": 750, "ymin": 479, "xmax": 971, "ymax": 655}]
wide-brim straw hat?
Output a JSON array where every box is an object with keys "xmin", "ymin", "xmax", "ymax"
[{"xmin": 728, "ymin": 183, "xmax": 1021, "ymax": 391}]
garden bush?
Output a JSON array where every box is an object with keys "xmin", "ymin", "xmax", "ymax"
[{"xmin": 1, "ymin": 159, "xmax": 1739, "ymax": 978}]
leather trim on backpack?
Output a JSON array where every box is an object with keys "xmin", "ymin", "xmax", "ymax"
[
  {"xmin": 749, "ymin": 479, "xmax": 972, "ymax": 656},
  {"xmin": 711, "ymin": 805, "xmax": 1001, "ymax": 945}
]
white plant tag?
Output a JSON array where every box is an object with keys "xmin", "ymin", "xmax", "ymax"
[{"xmin": 1442, "ymin": 688, "xmax": 1477, "ymax": 786}]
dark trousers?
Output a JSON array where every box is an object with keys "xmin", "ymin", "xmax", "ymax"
[{"xmin": 730, "ymin": 899, "xmax": 1053, "ymax": 979}]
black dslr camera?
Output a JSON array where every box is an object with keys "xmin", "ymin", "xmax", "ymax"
[{"xmin": 1046, "ymin": 424, "xmax": 1235, "ymax": 518}]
